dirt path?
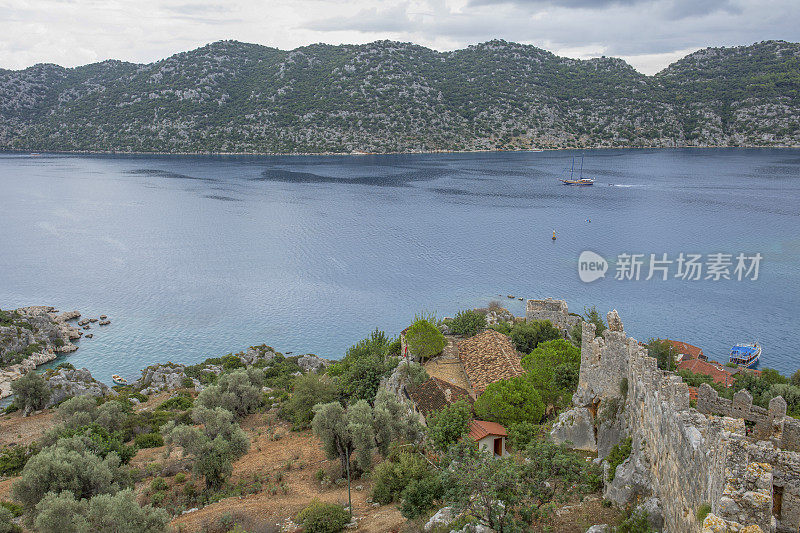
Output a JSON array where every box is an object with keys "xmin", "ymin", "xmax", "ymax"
[{"xmin": 0, "ymin": 409, "xmax": 55, "ymax": 446}]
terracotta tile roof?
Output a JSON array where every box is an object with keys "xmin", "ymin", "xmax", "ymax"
[
  {"xmin": 408, "ymin": 377, "xmax": 473, "ymax": 417},
  {"xmin": 688, "ymin": 386, "xmax": 698, "ymax": 401},
  {"xmin": 665, "ymin": 340, "xmax": 705, "ymax": 361},
  {"xmin": 467, "ymin": 419, "xmax": 508, "ymax": 441},
  {"xmin": 678, "ymin": 359, "xmax": 736, "ymax": 387},
  {"xmin": 457, "ymin": 329, "xmax": 525, "ymax": 396}
]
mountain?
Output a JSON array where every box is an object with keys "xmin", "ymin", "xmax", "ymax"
[{"xmin": 0, "ymin": 39, "xmax": 798, "ymax": 153}]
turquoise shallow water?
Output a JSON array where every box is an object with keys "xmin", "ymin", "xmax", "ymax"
[{"xmin": 1, "ymin": 148, "xmax": 799, "ymax": 384}]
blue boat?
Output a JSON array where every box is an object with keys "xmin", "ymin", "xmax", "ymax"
[{"xmin": 729, "ymin": 342, "xmax": 761, "ymax": 368}]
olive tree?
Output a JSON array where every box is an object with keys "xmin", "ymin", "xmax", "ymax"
[
  {"xmin": 34, "ymin": 489, "xmax": 168, "ymax": 533},
  {"xmin": 405, "ymin": 319, "xmax": 446, "ymax": 363},
  {"xmin": 12, "ymin": 372, "xmax": 50, "ymax": 416},
  {"xmin": 196, "ymin": 367, "xmax": 265, "ymax": 418}
]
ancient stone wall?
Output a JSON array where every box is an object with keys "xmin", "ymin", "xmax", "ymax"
[
  {"xmin": 525, "ymin": 298, "xmax": 580, "ymax": 336},
  {"xmin": 552, "ymin": 306, "xmax": 800, "ymax": 533}
]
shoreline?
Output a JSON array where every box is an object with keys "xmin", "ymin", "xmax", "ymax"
[{"xmin": 3, "ymin": 144, "xmax": 800, "ymax": 158}]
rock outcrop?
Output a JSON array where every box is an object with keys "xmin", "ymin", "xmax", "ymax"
[
  {"xmin": 45, "ymin": 367, "xmax": 113, "ymax": 407},
  {"xmin": 133, "ymin": 363, "xmax": 192, "ymax": 394},
  {"xmin": 238, "ymin": 345, "xmax": 277, "ymax": 366},
  {"xmin": 296, "ymin": 354, "xmax": 330, "ymax": 373}
]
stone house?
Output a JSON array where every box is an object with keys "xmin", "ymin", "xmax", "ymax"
[
  {"xmin": 407, "ymin": 377, "xmax": 473, "ymax": 425},
  {"xmin": 457, "ymin": 329, "xmax": 525, "ymax": 396},
  {"xmin": 467, "ymin": 419, "xmax": 509, "ymax": 458}
]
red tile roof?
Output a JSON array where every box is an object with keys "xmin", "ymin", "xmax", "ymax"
[
  {"xmin": 408, "ymin": 377, "xmax": 473, "ymax": 416},
  {"xmin": 678, "ymin": 359, "xmax": 736, "ymax": 387},
  {"xmin": 467, "ymin": 419, "xmax": 508, "ymax": 441},
  {"xmin": 457, "ymin": 330, "xmax": 525, "ymax": 396},
  {"xmin": 665, "ymin": 340, "xmax": 705, "ymax": 361}
]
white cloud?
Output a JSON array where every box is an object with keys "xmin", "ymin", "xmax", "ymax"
[{"xmin": 0, "ymin": 0, "xmax": 797, "ymax": 73}]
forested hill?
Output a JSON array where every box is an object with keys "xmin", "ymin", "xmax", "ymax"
[{"xmin": 0, "ymin": 39, "xmax": 798, "ymax": 153}]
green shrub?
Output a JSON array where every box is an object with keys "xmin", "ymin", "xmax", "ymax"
[
  {"xmin": 0, "ymin": 505, "xmax": 19, "ymax": 533},
  {"xmin": 448, "ymin": 309, "xmax": 486, "ymax": 337},
  {"xmin": 400, "ymin": 475, "xmax": 443, "ymax": 518},
  {"xmin": 174, "ymin": 473, "xmax": 187, "ymax": 483},
  {"xmin": 0, "ymin": 445, "xmax": 37, "ymax": 476},
  {"xmin": 298, "ymin": 500, "xmax": 350, "ymax": 533},
  {"xmin": 181, "ymin": 377, "xmax": 195, "ymax": 389},
  {"xmin": 474, "ymin": 376, "xmax": 545, "ymax": 426},
  {"xmin": 135, "ymin": 432, "xmax": 165, "ymax": 449},
  {"xmin": 0, "ymin": 502, "xmax": 22, "ymax": 518},
  {"xmin": 426, "ymin": 400, "xmax": 472, "ymax": 452},
  {"xmin": 510, "ymin": 320, "xmax": 561, "ymax": 354},
  {"xmin": 196, "ymin": 367, "xmax": 265, "ymax": 418},
  {"xmin": 372, "ymin": 448, "xmax": 431, "ymax": 505},
  {"xmin": 614, "ymin": 509, "xmax": 654, "ymax": 533},
  {"xmin": 280, "ymin": 373, "xmax": 336, "ymax": 430},
  {"xmin": 151, "ymin": 477, "xmax": 168, "ymax": 491},
  {"xmin": 2, "ymin": 404, "xmax": 19, "ymax": 415},
  {"xmin": 405, "ymin": 319, "xmax": 446, "ymax": 363},
  {"xmin": 696, "ymin": 503, "xmax": 712, "ymax": 523},
  {"xmin": 156, "ymin": 394, "xmax": 193, "ymax": 411},
  {"xmin": 607, "ymin": 437, "xmax": 633, "ymax": 482},
  {"xmin": 507, "ymin": 422, "xmax": 542, "ymax": 450}
]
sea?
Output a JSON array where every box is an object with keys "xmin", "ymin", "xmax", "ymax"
[{"xmin": 1, "ymin": 148, "xmax": 799, "ymax": 385}]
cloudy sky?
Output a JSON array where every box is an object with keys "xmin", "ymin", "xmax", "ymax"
[{"xmin": 1, "ymin": 0, "xmax": 799, "ymax": 74}]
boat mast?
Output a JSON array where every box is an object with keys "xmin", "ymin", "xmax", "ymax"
[
  {"xmin": 580, "ymin": 154, "xmax": 584, "ymax": 179},
  {"xmin": 571, "ymin": 157, "xmax": 575, "ymax": 179}
]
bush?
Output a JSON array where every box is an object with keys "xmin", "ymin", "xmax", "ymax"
[
  {"xmin": 135, "ymin": 433, "xmax": 165, "ymax": 449},
  {"xmin": 510, "ymin": 321, "xmax": 561, "ymax": 354},
  {"xmin": 0, "ymin": 505, "xmax": 20, "ymax": 533},
  {"xmin": 327, "ymin": 329, "xmax": 397, "ymax": 403},
  {"xmin": 151, "ymin": 477, "xmax": 168, "ymax": 491},
  {"xmin": 372, "ymin": 448, "xmax": 431, "ymax": 505},
  {"xmin": 0, "ymin": 445, "xmax": 37, "ymax": 476},
  {"xmin": 405, "ymin": 319, "xmax": 446, "ymax": 363},
  {"xmin": 583, "ymin": 306, "xmax": 607, "ymax": 337},
  {"xmin": 174, "ymin": 473, "xmax": 187, "ymax": 483},
  {"xmin": 298, "ymin": 500, "xmax": 350, "ymax": 533},
  {"xmin": 507, "ymin": 422, "xmax": 543, "ymax": 450},
  {"xmin": 426, "ymin": 400, "xmax": 472, "ymax": 452},
  {"xmin": 614, "ymin": 509, "xmax": 654, "ymax": 533},
  {"xmin": 474, "ymin": 376, "xmax": 545, "ymax": 426},
  {"xmin": 448, "ymin": 310, "xmax": 486, "ymax": 337},
  {"xmin": 400, "ymin": 475, "xmax": 443, "ymax": 518},
  {"xmin": 11, "ymin": 372, "xmax": 50, "ymax": 416},
  {"xmin": 156, "ymin": 394, "xmax": 193, "ymax": 411},
  {"xmin": 280, "ymin": 373, "xmax": 337, "ymax": 430},
  {"xmin": 646, "ymin": 339, "xmax": 676, "ymax": 371},
  {"xmin": 52, "ymin": 426, "xmax": 136, "ymax": 464},
  {"xmin": 606, "ymin": 437, "xmax": 633, "ymax": 482}
]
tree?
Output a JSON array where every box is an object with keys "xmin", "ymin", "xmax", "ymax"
[
  {"xmin": 426, "ymin": 400, "xmax": 471, "ymax": 452},
  {"xmin": 440, "ymin": 443, "xmax": 525, "ymax": 532},
  {"xmin": 164, "ymin": 406, "xmax": 249, "ymax": 489},
  {"xmin": 12, "ymin": 443, "xmax": 127, "ymax": 511},
  {"xmin": 448, "ymin": 309, "xmax": 486, "ymax": 337},
  {"xmin": 372, "ymin": 389, "xmax": 423, "ymax": 456},
  {"xmin": 583, "ymin": 306, "xmax": 607, "ymax": 337},
  {"xmin": 196, "ymin": 367, "xmax": 265, "ymax": 418},
  {"xmin": 474, "ymin": 376, "xmax": 545, "ymax": 426},
  {"xmin": 522, "ymin": 338, "xmax": 581, "ymax": 408},
  {"xmin": 33, "ymin": 489, "xmax": 168, "ymax": 533},
  {"xmin": 328, "ymin": 329, "xmax": 396, "ymax": 404},
  {"xmin": 12, "ymin": 372, "xmax": 50, "ymax": 416},
  {"xmin": 282, "ymin": 373, "xmax": 337, "ymax": 429},
  {"xmin": 405, "ymin": 319, "xmax": 446, "ymax": 363},
  {"xmin": 510, "ymin": 321, "xmax": 561, "ymax": 354},
  {"xmin": 646, "ymin": 339, "xmax": 676, "ymax": 371},
  {"xmin": 312, "ymin": 402, "xmax": 355, "ymax": 477},
  {"xmin": 791, "ymin": 369, "xmax": 800, "ymax": 388}
]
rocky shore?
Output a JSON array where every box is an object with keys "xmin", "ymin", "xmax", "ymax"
[{"xmin": 0, "ymin": 306, "xmax": 83, "ymax": 398}]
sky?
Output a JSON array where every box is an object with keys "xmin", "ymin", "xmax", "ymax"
[{"xmin": 1, "ymin": 0, "xmax": 799, "ymax": 75}]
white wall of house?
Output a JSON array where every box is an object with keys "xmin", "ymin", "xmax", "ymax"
[{"xmin": 477, "ymin": 435, "xmax": 508, "ymax": 457}]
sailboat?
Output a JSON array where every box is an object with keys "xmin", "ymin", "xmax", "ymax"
[{"xmin": 560, "ymin": 154, "xmax": 594, "ymax": 186}]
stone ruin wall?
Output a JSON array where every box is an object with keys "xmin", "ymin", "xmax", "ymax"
[
  {"xmin": 554, "ymin": 307, "xmax": 800, "ymax": 533},
  {"xmin": 526, "ymin": 298, "xmax": 581, "ymax": 337}
]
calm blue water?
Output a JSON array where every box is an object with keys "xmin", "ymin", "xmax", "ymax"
[{"xmin": 1, "ymin": 149, "xmax": 799, "ymax": 384}]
